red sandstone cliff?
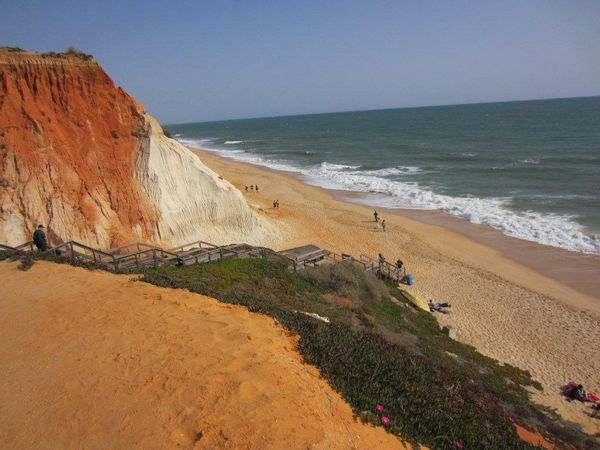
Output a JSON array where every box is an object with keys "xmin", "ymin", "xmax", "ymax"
[{"xmin": 0, "ymin": 48, "xmax": 279, "ymax": 248}]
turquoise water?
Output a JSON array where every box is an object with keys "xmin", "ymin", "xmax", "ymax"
[{"xmin": 167, "ymin": 97, "xmax": 600, "ymax": 254}]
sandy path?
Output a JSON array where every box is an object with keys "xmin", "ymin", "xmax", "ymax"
[
  {"xmin": 193, "ymin": 148, "xmax": 600, "ymax": 435},
  {"xmin": 0, "ymin": 261, "xmax": 407, "ymax": 450}
]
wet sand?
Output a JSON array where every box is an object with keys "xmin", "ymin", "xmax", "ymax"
[{"xmin": 191, "ymin": 147, "xmax": 600, "ymax": 435}]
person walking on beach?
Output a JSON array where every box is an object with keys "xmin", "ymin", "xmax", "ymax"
[
  {"xmin": 381, "ymin": 219, "xmax": 386, "ymax": 232},
  {"xmin": 250, "ymin": 185, "xmax": 254, "ymax": 192},
  {"xmin": 275, "ymin": 199, "xmax": 280, "ymax": 208},
  {"xmin": 33, "ymin": 224, "xmax": 49, "ymax": 251},
  {"xmin": 373, "ymin": 210, "xmax": 379, "ymax": 222},
  {"xmin": 245, "ymin": 186, "xmax": 248, "ymax": 192},
  {"xmin": 255, "ymin": 185, "xmax": 259, "ymax": 192}
]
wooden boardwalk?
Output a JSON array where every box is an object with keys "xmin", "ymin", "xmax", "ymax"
[{"xmin": 1, "ymin": 239, "xmax": 405, "ymax": 282}]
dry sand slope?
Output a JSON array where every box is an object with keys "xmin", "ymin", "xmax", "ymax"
[
  {"xmin": 0, "ymin": 261, "xmax": 407, "ymax": 450},
  {"xmin": 192, "ymin": 148, "xmax": 600, "ymax": 436}
]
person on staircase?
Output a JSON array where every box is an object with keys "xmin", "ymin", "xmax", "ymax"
[{"xmin": 33, "ymin": 224, "xmax": 49, "ymax": 251}]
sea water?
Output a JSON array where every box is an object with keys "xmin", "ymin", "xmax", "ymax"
[{"xmin": 167, "ymin": 97, "xmax": 600, "ymax": 254}]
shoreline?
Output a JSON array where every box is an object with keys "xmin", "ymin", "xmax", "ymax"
[
  {"xmin": 333, "ymin": 190, "xmax": 600, "ymax": 302},
  {"xmin": 191, "ymin": 146, "xmax": 600, "ymax": 434}
]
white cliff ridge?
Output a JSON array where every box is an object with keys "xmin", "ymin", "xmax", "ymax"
[{"xmin": 136, "ymin": 116, "xmax": 282, "ymax": 247}]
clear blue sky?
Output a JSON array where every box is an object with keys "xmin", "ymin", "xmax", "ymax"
[{"xmin": 2, "ymin": 0, "xmax": 599, "ymax": 123}]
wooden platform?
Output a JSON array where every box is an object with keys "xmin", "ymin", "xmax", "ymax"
[{"xmin": 278, "ymin": 245, "xmax": 330, "ymax": 271}]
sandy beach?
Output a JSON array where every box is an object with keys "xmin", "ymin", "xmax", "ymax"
[
  {"xmin": 0, "ymin": 261, "xmax": 408, "ymax": 450},
  {"xmin": 191, "ymin": 147, "xmax": 600, "ymax": 435}
]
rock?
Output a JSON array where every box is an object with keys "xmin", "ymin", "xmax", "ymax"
[{"xmin": 442, "ymin": 326, "xmax": 457, "ymax": 340}]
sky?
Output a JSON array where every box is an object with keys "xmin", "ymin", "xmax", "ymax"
[{"xmin": 1, "ymin": 0, "xmax": 599, "ymax": 124}]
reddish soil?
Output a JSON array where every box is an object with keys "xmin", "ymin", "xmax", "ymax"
[{"xmin": 0, "ymin": 49, "xmax": 158, "ymax": 246}]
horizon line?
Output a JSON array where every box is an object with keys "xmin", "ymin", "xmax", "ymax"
[{"xmin": 164, "ymin": 94, "xmax": 600, "ymax": 127}]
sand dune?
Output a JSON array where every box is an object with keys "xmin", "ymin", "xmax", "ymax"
[
  {"xmin": 192, "ymin": 148, "xmax": 600, "ymax": 436},
  {"xmin": 0, "ymin": 261, "xmax": 407, "ymax": 449}
]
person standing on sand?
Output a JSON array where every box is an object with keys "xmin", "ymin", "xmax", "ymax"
[
  {"xmin": 250, "ymin": 185, "xmax": 254, "ymax": 192},
  {"xmin": 255, "ymin": 185, "xmax": 259, "ymax": 192},
  {"xmin": 374, "ymin": 210, "xmax": 379, "ymax": 222},
  {"xmin": 245, "ymin": 186, "xmax": 248, "ymax": 192},
  {"xmin": 276, "ymin": 199, "xmax": 280, "ymax": 208},
  {"xmin": 381, "ymin": 219, "xmax": 386, "ymax": 232},
  {"xmin": 33, "ymin": 224, "xmax": 49, "ymax": 251}
]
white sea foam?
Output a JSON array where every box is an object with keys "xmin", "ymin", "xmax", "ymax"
[
  {"xmin": 320, "ymin": 162, "xmax": 360, "ymax": 170},
  {"xmin": 307, "ymin": 167, "xmax": 600, "ymax": 253},
  {"xmin": 358, "ymin": 166, "xmax": 421, "ymax": 176},
  {"xmin": 224, "ymin": 140, "xmax": 244, "ymax": 144},
  {"xmin": 515, "ymin": 158, "xmax": 541, "ymax": 165},
  {"xmin": 177, "ymin": 137, "xmax": 215, "ymax": 148},
  {"xmin": 176, "ymin": 137, "xmax": 600, "ymax": 254}
]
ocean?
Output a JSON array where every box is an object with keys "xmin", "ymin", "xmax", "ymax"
[{"xmin": 167, "ymin": 97, "xmax": 600, "ymax": 254}]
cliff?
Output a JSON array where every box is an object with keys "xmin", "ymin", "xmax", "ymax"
[{"xmin": 0, "ymin": 48, "xmax": 280, "ymax": 248}]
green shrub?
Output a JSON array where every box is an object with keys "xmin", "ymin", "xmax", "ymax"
[
  {"xmin": 17, "ymin": 252, "xmax": 35, "ymax": 271},
  {"xmin": 0, "ymin": 250, "xmax": 14, "ymax": 261},
  {"xmin": 162, "ymin": 127, "xmax": 173, "ymax": 139},
  {"xmin": 300, "ymin": 261, "xmax": 388, "ymax": 305},
  {"xmin": 64, "ymin": 46, "xmax": 92, "ymax": 59}
]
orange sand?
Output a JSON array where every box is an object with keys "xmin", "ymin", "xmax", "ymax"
[
  {"xmin": 515, "ymin": 425, "xmax": 555, "ymax": 450},
  {"xmin": 192, "ymin": 148, "xmax": 600, "ymax": 436},
  {"xmin": 0, "ymin": 261, "xmax": 408, "ymax": 449}
]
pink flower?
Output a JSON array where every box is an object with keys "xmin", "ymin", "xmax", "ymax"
[
  {"xmin": 375, "ymin": 404, "xmax": 384, "ymax": 413},
  {"xmin": 381, "ymin": 416, "xmax": 391, "ymax": 426},
  {"xmin": 508, "ymin": 416, "xmax": 515, "ymax": 423},
  {"xmin": 454, "ymin": 440, "xmax": 463, "ymax": 449}
]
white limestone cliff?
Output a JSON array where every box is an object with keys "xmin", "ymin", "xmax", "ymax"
[{"xmin": 136, "ymin": 116, "xmax": 282, "ymax": 247}]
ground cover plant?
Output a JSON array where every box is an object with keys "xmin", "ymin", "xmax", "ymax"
[{"xmin": 6, "ymin": 253, "xmax": 598, "ymax": 448}]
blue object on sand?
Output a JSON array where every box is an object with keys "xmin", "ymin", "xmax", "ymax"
[{"xmin": 406, "ymin": 274, "xmax": 414, "ymax": 285}]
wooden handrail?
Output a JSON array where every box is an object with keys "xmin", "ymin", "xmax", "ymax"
[
  {"xmin": 169, "ymin": 239, "xmax": 218, "ymax": 253},
  {"xmin": 1, "ymin": 237, "xmax": 405, "ymax": 282}
]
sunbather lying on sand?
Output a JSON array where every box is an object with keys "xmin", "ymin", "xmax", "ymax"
[
  {"xmin": 561, "ymin": 382, "xmax": 598, "ymax": 403},
  {"xmin": 428, "ymin": 300, "xmax": 451, "ymax": 314}
]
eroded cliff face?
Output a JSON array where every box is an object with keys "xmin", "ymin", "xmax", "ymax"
[
  {"xmin": 136, "ymin": 115, "xmax": 278, "ymax": 246},
  {"xmin": 0, "ymin": 49, "xmax": 279, "ymax": 247}
]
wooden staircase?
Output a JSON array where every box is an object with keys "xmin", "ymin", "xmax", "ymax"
[
  {"xmin": 1, "ymin": 239, "xmax": 405, "ymax": 282},
  {"xmin": 0, "ymin": 239, "xmax": 281, "ymax": 272}
]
